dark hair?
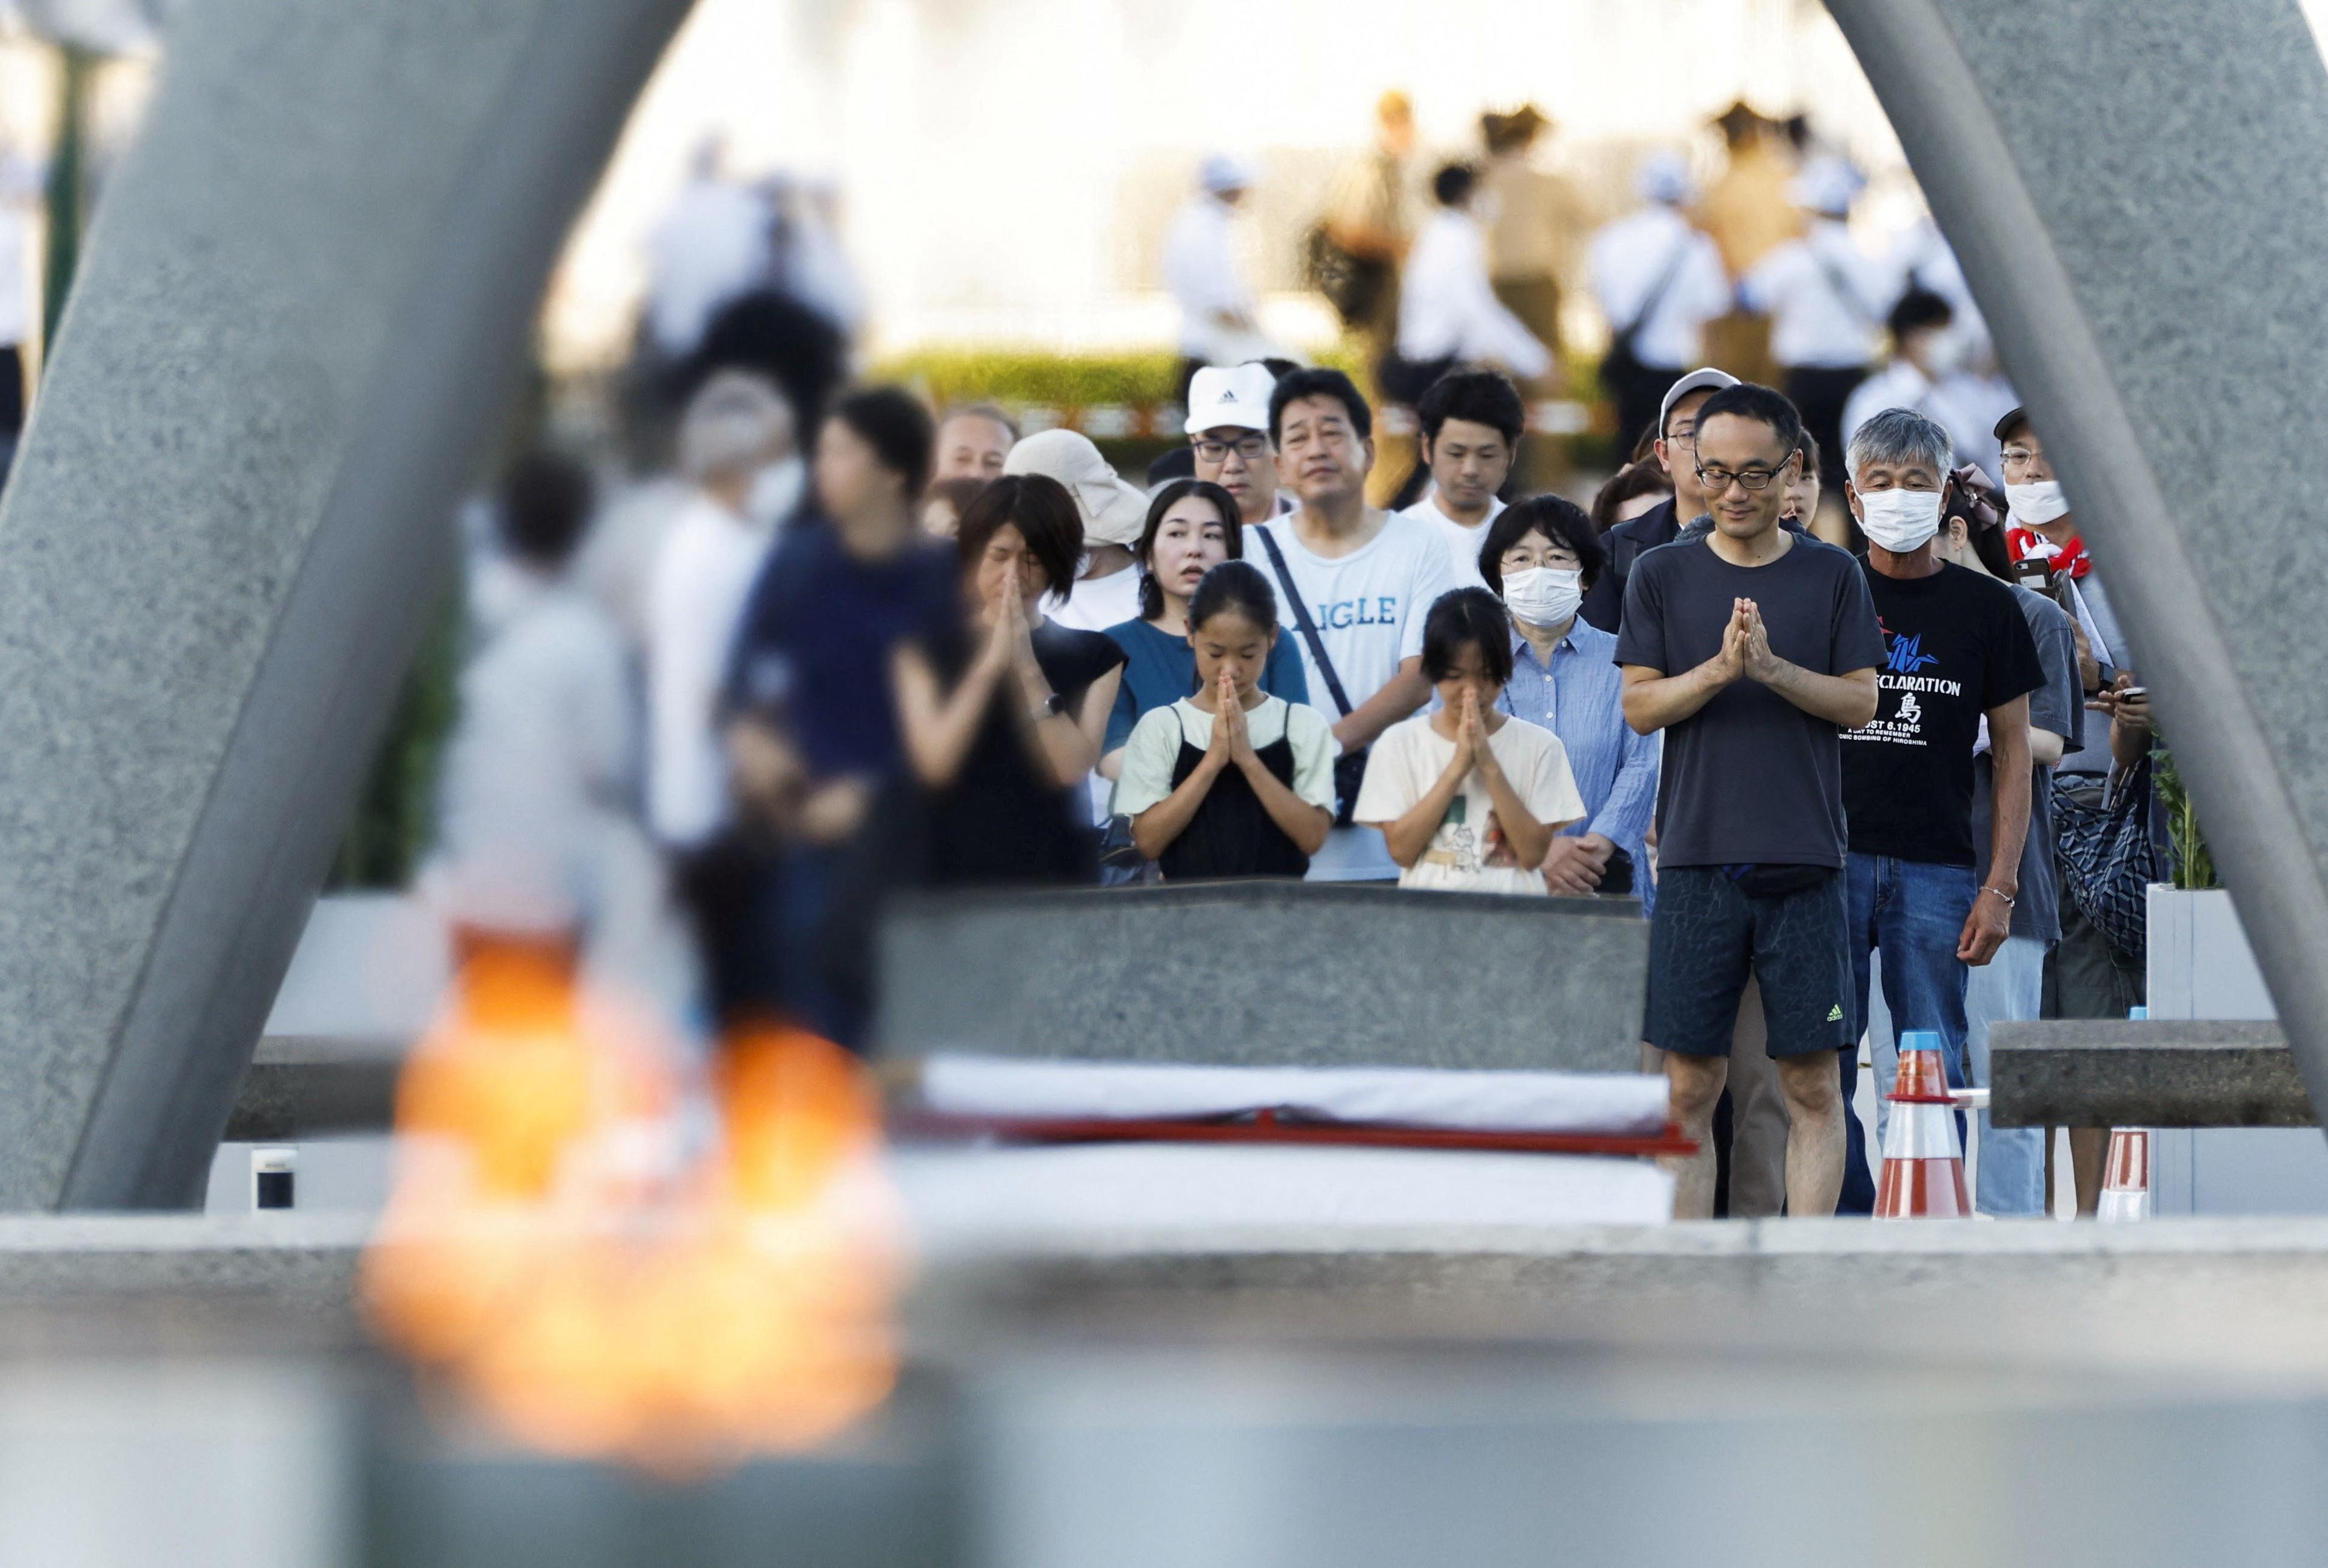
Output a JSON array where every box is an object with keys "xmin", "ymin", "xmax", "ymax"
[
  {"xmin": 1480, "ymin": 495, "xmax": 1605, "ymax": 596},
  {"xmin": 1269, "ymin": 366, "xmax": 1373, "ymax": 443},
  {"xmin": 1259, "ymin": 357, "xmax": 1302, "ymax": 382},
  {"xmin": 1421, "ymin": 587, "xmax": 1515, "ymax": 685},
  {"xmin": 1188, "ymin": 559, "xmax": 1279, "ymax": 638},
  {"xmin": 1134, "ymin": 479, "xmax": 1242, "ymax": 620},
  {"xmin": 829, "ymin": 385, "xmax": 936, "ymax": 499},
  {"xmin": 922, "ymin": 475, "xmax": 989, "ymax": 530},
  {"xmin": 1432, "ymin": 161, "xmax": 1478, "ymax": 208},
  {"xmin": 1693, "ymin": 382, "xmax": 1805, "ymax": 462},
  {"xmin": 1589, "ymin": 458, "xmax": 1673, "ymax": 536},
  {"xmin": 955, "ymin": 473, "xmax": 1083, "ymax": 598},
  {"xmin": 1145, "ymin": 444, "xmax": 1197, "ymax": 487},
  {"xmin": 1417, "ymin": 368, "xmax": 1527, "ymax": 449},
  {"xmin": 939, "ymin": 401, "xmax": 1020, "ymax": 444},
  {"xmin": 1885, "ymin": 287, "xmax": 1954, "ymax": 342},
  {"xmin": 498, "ymin": 451, "xmax": 594, "ymax": 567},
  {"xmin": 1964, "ymin": 507, "xmax": 2015, "ymax": 579},
  {"xmin": 1794, "ymin": 426, "xmax": 1822, "ymax": 476}
]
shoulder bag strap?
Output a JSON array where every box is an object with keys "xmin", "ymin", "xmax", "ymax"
[
  {"xmin": 1621, "ymin": 229, "xmax": 1696, "ymax": 345},
  {"xmin": 1253, "ymin": 525, "xmax": 1356, "ymax": 719}
]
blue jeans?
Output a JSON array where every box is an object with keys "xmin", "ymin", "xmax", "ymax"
[
  {"xmin": 1866, "ymin": 934, "xmax": 2050, "ymax": 1216},
  {"xmin": 1837, "ymin": 853, "xmax": 1975, "ymax": 1215}
]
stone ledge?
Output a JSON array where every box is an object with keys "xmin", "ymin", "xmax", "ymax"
[{"xmin": 1989, "ymin": 1020, "xmax": 2317, "ymax": 1127}]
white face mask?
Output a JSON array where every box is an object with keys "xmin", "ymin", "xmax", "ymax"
[
  {"xmin": 1502, "ymin": 566, "xmax": 1584, "ymax": 628},
  {"xmin": 2005, "ymin": 479, "xmax": 2070, "ymax": 529},
  {"xmin": 1856, "ymin": 486, "xmax": 1943, "ymax": 552},
  {"xmin": 746, "ymin": 456, "xmax": 804, "ymax": 532}
]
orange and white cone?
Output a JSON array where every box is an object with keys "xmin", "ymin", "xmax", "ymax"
[
  {"xmin": 1875, "ymin": 1032, "xmax": 1971, "ymax": 1219},
  {"xmin": 2097, "ymin": 1129, "xmax": 2152, "ymax": 1221}
]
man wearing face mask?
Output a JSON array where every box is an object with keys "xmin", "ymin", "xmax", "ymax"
[{"xmin": 1833, "ymin": 407, "xmax": 2044, "ymax": 1212}]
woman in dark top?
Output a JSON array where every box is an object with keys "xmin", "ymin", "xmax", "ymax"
[
  {"xmin": 892, "ymin": 475, "xmax": 1125, "ymax": 884},
  {"xmin": 1117, "ymin": 562, "xmax": 1335, "ymax": 879}
]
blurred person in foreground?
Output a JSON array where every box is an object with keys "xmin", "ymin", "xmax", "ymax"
[
  {"xmin": 1618, "ymin": 383, "xmax": 1882, "ymax": 1218},
  {"xmin": 1580, "ymin": 367, "xmax": 1737, "ymax": 633},
  {"xmin": 723, "ymin": 388, "xmax": 957, "ymax": 1043},
  {"xmin": 1476, "ymin": 496, "xmax": 1657, "ymax": 905},
  {"xmin": 1006, "ymin": 430, "xmax": 1149, "ymax": 633},
  {"xmin": 1739, "ymin": 156, "xmax": 1888, "ymax": 512},
  {"xmin": 1163, "ymin": 154, "xmax": 1277, "ymax": 400},
  {"xmin": 1832, "ymin": 408, "xmax": 2042, "ymax": 1213},
  {"xmin": 1251, "ymin": 369, "xmax": 1456, "ymax": 881},
  {"xmin": 428, "ymin": 456, "xmax": 684, "ymax": 1015},
  {"xmin": 1590, "ymin": 151, "xmax": 1733, "ymax": 461},
  {"xmin": 1388, "ymin": 163, "xmax": 1551, "ymax": 405},
  {"xmin": 934, "ymin": 403, "xmax": 1017, "ymax": 484},
  {"xmin": 1098, "ymin": 479, "xmax": 1308, "ymax": 784},
  {"xmin": 1396, "ymin": 369, "xmax": 1527, "ymax": 590},
  {"xmin": 1186, "ymin": 362, "xmax": 1294, "ymax": 525},
  {"xmin": 646, "ymin": 373, "xmax": 801, "ymax": 861},
  {"xmin": 892, "ymin": 475, "xmax": 1123, "ymax": 886}
]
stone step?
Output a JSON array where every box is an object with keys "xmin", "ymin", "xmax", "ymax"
[{"xmin": 1989, "ymin": 1019, "xmax": 2318, "ymax": 1127}]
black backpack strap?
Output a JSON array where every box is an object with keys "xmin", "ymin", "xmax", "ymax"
[{"xmin": 1253, "ymin": 525, "xmax": 1355, "ymax": 719}]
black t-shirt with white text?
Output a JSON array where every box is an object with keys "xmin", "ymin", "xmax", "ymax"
[{"xmin": 1841, "ymin": 561, "xmax": 2044, "ymax": 867}]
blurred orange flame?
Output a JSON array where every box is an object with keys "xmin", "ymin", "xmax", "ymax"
[{"xmin": 360, "ymin": 936, "xmax": 906, "ymax": 1475}]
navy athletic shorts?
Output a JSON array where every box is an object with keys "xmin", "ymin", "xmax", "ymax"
[{"xmin": 1645, "ymin": 864, "xmax": 1854, "ymax": 1060}]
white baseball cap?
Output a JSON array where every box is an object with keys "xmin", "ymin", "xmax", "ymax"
[
  {"xmin": 1657, "ymin": 367, "xmax": 1740, "ymax": 440},
  {"xmin": 1184, "ymin": 361, "xmax": 1277, "ymax": 436},
  {"xmin": 1199, "ymin": 152, "xmax": 1258, "ymax": 196},
  {"xmin": 1789, "ymin": 154, "xmax": 1864, "ymax": 218},
  {"xmin": 1003, "ymin": 429, "xmax": 1150, "ymax": 548}
]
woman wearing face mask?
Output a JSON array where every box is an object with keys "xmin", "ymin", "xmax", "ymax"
[
  {"xmin": 1474, "ymin": 496, "xmax": 1661, "ymax": 902},
  {"xmin": 1355, "ymin": 586, "xmax": 1584, "ymax": 895},
  {"xmin": 1097, "ymin": 480, "xmax": 1309, "ymax": 784}
]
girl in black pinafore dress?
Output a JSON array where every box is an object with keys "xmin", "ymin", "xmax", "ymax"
[{"xmin": 1120, "ymin": 562, "xmax": 1336, "ymax": 881}]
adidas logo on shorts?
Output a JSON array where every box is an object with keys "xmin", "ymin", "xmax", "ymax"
[{"xmin": 1825, "ymin": 1004, "xmax": 1844, "ymax": 1023}]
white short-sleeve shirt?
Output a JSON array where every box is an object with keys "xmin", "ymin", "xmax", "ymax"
[
  {"xmin": 1114, "ymin": 696, "xmax": 1336, "ymax": 820},
  {"xmin": 1353, "ymin": 713, "xmax": 1586, "ymax": 895}
]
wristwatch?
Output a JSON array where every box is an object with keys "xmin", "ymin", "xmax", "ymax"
[{"xmin": 1031, "ymin": 692, "xmax": 1066, "ymax": 720}]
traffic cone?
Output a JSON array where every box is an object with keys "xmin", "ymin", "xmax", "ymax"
[
  {"xmin": 1875, "ymin": 1032, "xmax": 1971, "ymax": 1219},
  {"xmin": 2097, "ymin": 1129, "xmax": 2152, "ymax": 1221}
]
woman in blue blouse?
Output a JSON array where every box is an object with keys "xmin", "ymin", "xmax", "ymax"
[
  {"xmin": 1097, "ymin": 479, "xmax": 1308, "ymax": 790},
  {"xmin": 1477, "ymin": 495, "xmax": 1660, "ymax": 906}
]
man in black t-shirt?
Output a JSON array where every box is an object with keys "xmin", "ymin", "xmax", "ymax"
[
  {"xmin": 1833, "ymin": 408, "xmax": 2043, "ymax": 1212},
  {"xmin": 1618, "ymin": 383, "xmax": 1883, "ymax": 1219}
]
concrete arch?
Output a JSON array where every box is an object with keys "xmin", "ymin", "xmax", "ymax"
[{"xmin": 4, "ymin": 0, "xmax": 2327, "ymax": 1207}]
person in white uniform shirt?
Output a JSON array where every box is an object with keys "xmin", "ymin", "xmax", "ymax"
[
  {"xmin": 1840, "ymin": 289, "xmax": 2006, "ymax": 484},
  {"xmin": 644, "ymin": 371, "xmax": 797, "ymax": 850},
  {"xmin": 1186, "ymin": 362, "xmax": 1297, "ymax": 524},
  {"xmin": 1588, "ymin": 150, "xmax": 1733, "ymax": 460},
  {"xmin": 1004, "ymin": 429, "xmax": 1148, "ymax": 633},
  {"xmin": 1163, "ymin": 155, "xmax": 1278, "ymax": 400},
  {"xmin": 1249, "ymin": 369, "xmax": 1457, "ymax": 881},
  {"xmin": 1391, "ymin": 164, "xmax": 1552, "ymax": 405},
  {"xmin": 644, "ymin": 136, "xmax": 772, "ymax": 364},
  {"xmin": 1740, "ymin": 155, "xmax": 1890, "ymax": 501},
  {"xmin": 1395, "ymin": 369, "xmax": 1525, "ymax": 591}
]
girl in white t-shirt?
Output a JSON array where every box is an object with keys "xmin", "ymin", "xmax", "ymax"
[
  {"xmin": 1354, "ymin": 586, "xmax": 1585, "ymax": 895},
  {"xmin": 1117, "ymin": 562, "xmax": 1336, "ymax": 879}
]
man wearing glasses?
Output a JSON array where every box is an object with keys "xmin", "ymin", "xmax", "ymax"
[
  {"xmin": 1186, "ymin": 362, "xmax": 1296, "ymax": 526},
  {"xmin": 1617, "ymin": 382, "xmax": 1883, "ymax": 1218},
  {"xmin": 1579, "ymin": 366, "xmax": 1736, "ymax": 634}
]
